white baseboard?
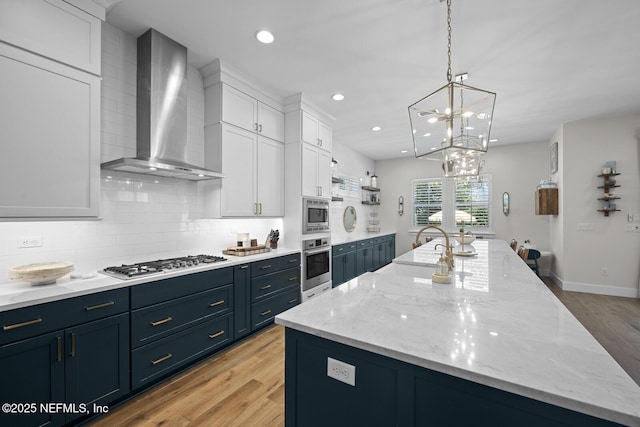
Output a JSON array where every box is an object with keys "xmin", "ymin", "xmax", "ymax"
[{"xmin": 551, "ymin": 274, "xmax": 639, "ymax": 298}]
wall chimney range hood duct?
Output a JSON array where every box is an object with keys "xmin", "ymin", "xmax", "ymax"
[{"xmin": 101, "ymin": 29, "xmax": 223, "ymax": 180}]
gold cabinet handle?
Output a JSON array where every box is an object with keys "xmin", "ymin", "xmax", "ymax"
[
  {"xmin": 150, "ymin": 317, "xmax": 173, "ymax": 327},
  {"xmin": 288, "ymin": 298, "xmax": 298, "ymax": 304},
  {"xmin": 209, "ymin": 300, "xmax": 225, "ymax": 307},
  {"xmin": 71, "ymin": 333, "xmax": 76, "ymax": 358},
  {"xmin": 258, "ymin": 124, "xmax": 263, "ymax": 133},
  {"xmin": 85, "ymin": 301, "xmax": 115, "ymax": 311},
  {"xmin": 337, "ymin": 248, "xmax": 343, "ymax": 252},
  {"xmin": 209, "ymin": 330, "xmax": 225, "ymax": 339},
  {"xmin": 260, "ymin": 310, "xmax": 272, "ymax": 317},
  {"xmin": 151, "ymin": 353, "xmax": 173, "ymax": 365},
  {"xmin": 57, "ymin": 336, "xmax": 62, "ymax": 362},
  {"xmin": 2, "ymin": 317, "xmax": 42, "ymax": 331},
  {"xmin": 260, "ymin": 265, "xmax": 272, "ymax": 270},
  {"xmin": 240, "ymin": 265, "xmax": 249, "ymax": 269},
  {"xmin": 288, "ymin": 259, "xmax": 297, "ymax": 263},
  {"xmin": 288, "ymin": 276, "xmax": 297, "ymax": 281},
  {"xmin": 260, "ymin": 284, "xmax": 272, "ymax": 290},
  {"xmin": 254, "ymin": 122, "xmax": 259, "ymax": 131}
]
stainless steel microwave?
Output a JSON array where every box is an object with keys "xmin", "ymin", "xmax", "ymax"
[{"xmin": 303, "ymin": 197, "xmax": 329, "ymax": 234}]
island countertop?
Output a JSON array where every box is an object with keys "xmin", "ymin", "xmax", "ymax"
[{"xmin": 275, "ymin": 239, "xmax": 640, "ymax": 426}]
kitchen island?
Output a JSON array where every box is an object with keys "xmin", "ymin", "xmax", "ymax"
[{"xmin": 275, "ymin": 239, "xmax": 640, "ymax": 426}]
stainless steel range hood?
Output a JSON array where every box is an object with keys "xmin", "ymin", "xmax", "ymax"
[{"xmin": 101, "ymin": 29, "xmax": 223, "ymax": 181}]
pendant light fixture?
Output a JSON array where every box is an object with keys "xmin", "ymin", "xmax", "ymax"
[{"xmin": 408, "ymin": 0, "xmax": 496, "ymax": 177}]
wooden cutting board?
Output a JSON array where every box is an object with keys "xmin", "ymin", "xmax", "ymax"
[{"xmin": 223, "ymin": 245, "xmax": 269, "ymax": 256}]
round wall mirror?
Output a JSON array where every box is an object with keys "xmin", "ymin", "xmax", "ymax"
[{"xmin": 343, "ymin": 206, "xmax": 357, "ymax": 232}]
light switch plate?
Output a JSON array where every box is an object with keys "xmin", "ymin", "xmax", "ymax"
[{"xmin": 327, "ymin": 357, "xmax": 355, "ymax": 386}]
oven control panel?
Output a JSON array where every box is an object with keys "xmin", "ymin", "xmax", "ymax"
[{"xmin": 303, "ymin": 237, "xmax": 330, "ymax": 250}]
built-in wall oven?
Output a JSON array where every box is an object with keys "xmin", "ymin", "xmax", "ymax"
[
  {"xmin": 301, "ymin": 237, "xmax": 332, "ymax": 301},
  {"xmin": 303, "ymin": 197, "xmax": 329, "ymax": 234}
]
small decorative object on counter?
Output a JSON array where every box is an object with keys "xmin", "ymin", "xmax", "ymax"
[
  {"xmin": 432, "ymin": 252, "xmax": 452, "ymax": 284},
  {"xmin": 237, "ymin": 232, "xmax": 250, "ymax": 247}
]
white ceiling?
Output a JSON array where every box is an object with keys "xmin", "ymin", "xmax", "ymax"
[{"xmin": 105, "ymin": 0, "xmax": 640, "ymax": 160}]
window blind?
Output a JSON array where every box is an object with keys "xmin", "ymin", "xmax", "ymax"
[{"xmin": 413, "ymin": 179, "xmax": 443, "ymax": 226}]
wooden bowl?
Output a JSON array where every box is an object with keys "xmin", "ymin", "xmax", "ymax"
[{"xmin": 9, "ymin": 262, "xmax": 74, "ymax": 285}]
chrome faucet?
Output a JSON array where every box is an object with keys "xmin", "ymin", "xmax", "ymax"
[{"xmin": 413, "ymin": 225, "xmax": 454, "ymax": 270}]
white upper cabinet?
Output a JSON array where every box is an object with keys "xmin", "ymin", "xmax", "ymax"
[
  {"xmin": 0, "ymin": 0, "xmax": 103, "ymax": 218},
  {"xmin": 215, "ymin": 84, "xmax": 284, "ymax": 142},
  {"xmin": 301, "ymin": 111, "xmax": 332, "ymax": 152},
  {"xmin": 301, "ymin": 144, "xmax": 332, "ymax": 199},
  {"xmin": 206, "ymin": 124, "xmax": 284, "ymax": 217},
  {"xmin": 0, "ymin": 42, "xmax": 100, "ymax": 217},
  {"xmin": 0, "ymin": 0, "xmax": 102, "ymax": 75}
]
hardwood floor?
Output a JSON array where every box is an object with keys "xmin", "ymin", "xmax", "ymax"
[
  {"xmin": 542, "ymin": 277, "xmax": 640, "ymax": 386},
  {"xmin": 88, "ymin": 325, "xmax": 285, "ymax": 427},
  {"xmin": 88, "ymin": 280, "xmax": 640, "ymax": 426}
]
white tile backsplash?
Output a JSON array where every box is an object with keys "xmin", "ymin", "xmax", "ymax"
[{"xmin": 0, "ymin": 23, "xmax": 284, "ymax": 284}]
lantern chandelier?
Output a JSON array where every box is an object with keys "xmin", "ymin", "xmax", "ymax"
[{"xmin": 408, "ymin": 0, "xmax": 496, "ymax": 177}]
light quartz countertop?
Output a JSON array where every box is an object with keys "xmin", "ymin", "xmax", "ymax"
[
  {"xmin": 0, "ymin": 248, "xmax": 300, "ymax": 313},
  {"xmin": 276, "ymin": 239, "xmax": 640, "ymax": 426}
]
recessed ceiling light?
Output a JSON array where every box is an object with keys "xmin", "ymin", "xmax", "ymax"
[
  {"xmin": 331, "ymin": 93, "xmax": 344, "ymax": 101},
  {"xmin": 371, "ymin": 126, "xmax": 382, "ymax": 132},
  {"xmin": 255, "ymin": 30, "xmax": 274, "ymax": 44},
  {"xmin": 423, "ymin": 132, "xmax": 431, "ymax": 137},
  {"xmin": 489, "ymin": 138, "xmax": 499, "ymax": 143},
  {"xmin": 401, "ymin": 150, "xmax": 408, "ymax": 154}
]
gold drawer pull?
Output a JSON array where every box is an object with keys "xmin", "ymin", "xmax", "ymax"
[
  {"xmin": 288, "ymin": 298, "xmax": 298, "ymax": 304},
  {"xmin": 240, "ymin": 265, "xmax": 249, "ymax": 269},
  {"xmin": 85, "ymin": 301, "xmax": 115, "ymax": 311},
  {"xmin": 260, "ymin": 264, "xmax": 272, "ymax": 270},
  {"xmin": 288, "ymin": 276, "xmax": 297, "ymax": 281},
  {"xmin": 3, "ymin": 318, "xmax": 42, "ymax": 331},
  {"xmin": 209, "ymin": 300, "xmax": 225, "ymax": 307},
  {"xmin": 150, "ymin": 317, "xmax": 173, "ymax": 327},
  {"xmin": 260, "ymin": 309, "xmax": 272, "ymax": 317},
  {"xmin": 57, "ymin": 336, "xmax": 62, "ymax": 362},
  {"xmin": 209, "ymin": 330, "xmax": 225, "ymax": 339},
  {"xmin": 288, "ymin": 259, "xmax": 297, "ymax": 263},
  {"xmin": 151, "ymin": 353, "xmax": 173, "ymax": 365},
  {"xmin": 260, "ymin": 284, "xmax": 272, "ymax": 290},
  {"xmin": 70, "ymin": 333, "xmax": 76, "ymax": 357}
]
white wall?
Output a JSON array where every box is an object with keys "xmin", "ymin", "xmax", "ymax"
[
  {"xmin": 330, "ymin": 143, "xmax": 377, "ymax": 244},
  {"xmin": 0, "ymin": 23, "xmax": 282, "ymax": 281},
  {"xmin": 553, "ymin": 112, "xmax": 640, "ymax": 297},
  {"xmin": 375, "ymin": 141, "xmax": 550, "ymax": 256}
]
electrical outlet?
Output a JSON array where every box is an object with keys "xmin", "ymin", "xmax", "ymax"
[
  {"xmin": 624, "ymin": 224, "xmax": 640, "ymax": 232},
  {"xmin": 327, "ymin": 357, "xmax": 355, "ymax": 386},
  {"xmin": 601, "ymin": 267, "xmax": 608, "ymax": 276},
  {"xmin": 18, "ymin": 236, "xmax": 43, "ymax": 248}
]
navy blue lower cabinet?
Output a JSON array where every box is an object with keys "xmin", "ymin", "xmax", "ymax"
[
  {"xmin": 0, "ymin": 330, "xmax": 65, "ymax": 427},
  {"xmin": 284, "ymin": 329, "xmax": 625, "ymax": 427},
  {"xmin": 131, "ymin": 313, "xmax": 232, "ymax": 389},
  {"xmin": 65, "ymin": 313, "xmax": 129, "ymax": 424},
  {"xmin": 233, "ymin": 264, "xmax": 251, "ymax": 340},
  {"xmin": 355, "ymin": 247, "xmax": 373, "ymax": 275}
]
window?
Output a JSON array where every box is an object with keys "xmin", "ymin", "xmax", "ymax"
[
  {"xmin": 413, "ymin": 179, "xmax": 443, "ymax": 226},
  {"xmin": 413, "ymin": 175, "xmax": 491, "ymax": 231},
  {"xmin": 455, "ymin": 178, "xmax": 490, "ymax": 228}
]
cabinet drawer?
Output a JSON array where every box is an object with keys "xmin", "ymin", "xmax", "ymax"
[
  {"xmin": 251, "ymin": 253, "xmax": 300, "ymax": 277},
  {"xmin": 131, "ymin": 285, "xmax": 232, "ymax": 348},
  {"xmin": 131, "ymin": 314, "xmax": 232, "ymax": 388},
  {"xmin": 131, "ymin": 267, "xmax": 233, "ymax": 309},
  {"xmin": 0, "ymin": 288, "xmax": 128, "ymax": 345},
  {"xmin": 251, "ymin": 267, "xmax": 300, "ymax": 302},
  {"xmin": 333, "ymin": 242, "xmax": 357, "ymax": 255},
  {"xmin": 355, "ymin": 239, "xmax": 374, "ymax": 249},
  {"xmin": 251, "ymin": 288, "xmax": 300, "ymax": 330}
]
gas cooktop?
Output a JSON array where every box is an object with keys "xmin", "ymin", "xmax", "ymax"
[{"xmin": 101, "ymin": 254, "xmax": 227, "ymax": 280}]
